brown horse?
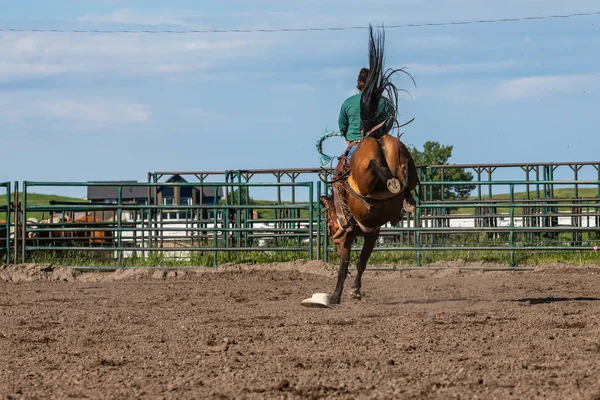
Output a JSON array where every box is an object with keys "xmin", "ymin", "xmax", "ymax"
[
  {"xmin": 321, "ymin": 134, "xmax": 418, "ymax": 304},
  {"xmin": 73, "ymin": 216, "xmax": 113, "ymax": 246},
  {"xmin": 319, "ymin": 24, "xmax": 418, "ymax": 304}
]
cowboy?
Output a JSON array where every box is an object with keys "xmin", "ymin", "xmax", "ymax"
[
  {"xmin": 331, "ymin": 68, "xmax": 416, "ymax": 240},
  {"xmin": 338, "ymin": 67, "xmax": 393, "ymax": 159}
]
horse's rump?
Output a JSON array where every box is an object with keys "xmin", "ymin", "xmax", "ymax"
[{"xmin": 349, "ymin": 135, "xmax": 418, "ymax": 199}]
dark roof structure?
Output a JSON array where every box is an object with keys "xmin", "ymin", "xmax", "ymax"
[
  {"xmin": 157, "ymin": 174, "xmax": 223, "ymax": 197},
  {"xmin": 86, "ymin": 176, "xmax": 223, "ymax": 201},
  {"xmin": 87, "ymin": 181, "xmax": 150, "ymax": 201}
]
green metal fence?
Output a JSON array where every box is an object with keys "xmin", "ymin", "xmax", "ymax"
[
  {"xmin": 7, "ymin": 163, "xmax": 600, "ymax": 268},
  {"xmin": 22, "ymin": 181, "xmax": 315, "ymax": 267},
  {"xmin": 0, "ymin": 182, "xmax": 10, "ymax": 263},
  {"xmin": 361, "ymin": 179, "xmax": 600, "ymax": 267}
]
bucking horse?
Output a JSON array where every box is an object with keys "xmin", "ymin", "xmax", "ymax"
[{"xmin": 320, "ymin": 25, "xmax": 419, "ymax": 305}]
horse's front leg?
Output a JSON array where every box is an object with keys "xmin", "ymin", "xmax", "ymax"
[
  {"xmin": 351, "ymin": 229, "xmax": 379, "ymax": 300},
  {"xmin": 330, "ymin": 231, "xmax": 357, "ymax": 305}
]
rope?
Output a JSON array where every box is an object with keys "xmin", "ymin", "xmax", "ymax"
[{"xmin": 315, "ymin": 130, "xmax": 344, "ymax": 166}]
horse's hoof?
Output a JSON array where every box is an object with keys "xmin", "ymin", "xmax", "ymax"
[
  {"xmin": 352, "ymin": 292, "xmax": 361, "ymax": 300},
  {"xmin": 387, "ymin": 178, "xmax": 401, "ymax": 194},
  {"xmin": 329, "ymin": 295, "xmax": 341, "ymax": 305}
]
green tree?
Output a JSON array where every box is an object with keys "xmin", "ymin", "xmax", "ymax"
[
  {"xmin": 228, "ymin": 187, "xmax": 253, "ymax": 205},
  {"xmin": 409, "ymin": 141, "xmax": 475, "ymax": 200}
]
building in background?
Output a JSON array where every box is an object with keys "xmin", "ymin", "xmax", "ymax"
[{"xmin": 86, "ymin": 175, "xmax": 223, "ymax": 221}]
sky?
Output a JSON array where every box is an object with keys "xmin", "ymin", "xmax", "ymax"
[{"xmin": 1, "ymin": 0, "xmax": 599, "ymax": 196}]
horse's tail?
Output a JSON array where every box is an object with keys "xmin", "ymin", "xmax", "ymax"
[{"xmin": 360, "ymin": 25, "xmax": 415, "ymax": 137}]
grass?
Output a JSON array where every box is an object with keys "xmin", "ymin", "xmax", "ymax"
[
  {"xmin": 0, "ymin": 192, "xmax": 86, "ymax": 205},
  {"xmin": 21, "ymin": 249, "xmax": 312, "ymax": 268},
  {"xmin": 0, "ymin": 192, "xmax": 87, "ymax": 220},
  {"xmin": 12, "ymin": 247, "xmax": 600, "ymax": 268},
  {"xmin": 448, "ymin": 187, "xmax": 600, "ymax": 215}
]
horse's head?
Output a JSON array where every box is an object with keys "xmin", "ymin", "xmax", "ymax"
[{"xmin": 320, "ymin": 195, "xmax": 341, "ymax": 239}]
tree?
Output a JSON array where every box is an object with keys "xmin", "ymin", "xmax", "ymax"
[
  {"xmin": 408, "ymin": 141, "xmax": 475, "ymax": 201},
  {"xmin": 228, "ymin": 187, "xmax": 253, "ymax": 205}
]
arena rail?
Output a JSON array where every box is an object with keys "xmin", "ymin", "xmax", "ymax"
[
  {"xmin": 0, "ymin": 182, "xmax": 10, "ymax": 263},
  {"xmin": 5, "ymin": 162, "xmax": 600, "ymax": 268},
  {"xmin": 20, "ymin": 181, "xmax": 315, "ymax": 267},
  {"xmin": 365, "ymin": 179, "xmax": 600, "ymax": 267}
]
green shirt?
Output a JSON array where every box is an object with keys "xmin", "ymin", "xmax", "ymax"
[{"xmin": 338, "ymin": 92, "xmax": 394, "ymax": 143}]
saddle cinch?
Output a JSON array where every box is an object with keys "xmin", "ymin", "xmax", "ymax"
[{"xmin": 346, "ymin": 134, "xmax": 419, "ymax": 202}]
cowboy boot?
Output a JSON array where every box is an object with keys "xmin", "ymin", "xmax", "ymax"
[
  {"xmin": 332, "ymin": 183, "xmax": 352, "ymax": 241},
  {"xmin": 403, "ymin": 192, "xmax": 416, "ymax": 213}
]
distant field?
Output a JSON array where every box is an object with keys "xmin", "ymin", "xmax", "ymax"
[
  {"xmin": 466, "ymin": 187, "xmax": 599, "ymax": 201},
  {"xmin": 0, "ymin": 193, "xmax": 87, "ymax": 220},
  {"xmin": 448, "ymin": 187, "xmax": 600, "ymax": 214}
]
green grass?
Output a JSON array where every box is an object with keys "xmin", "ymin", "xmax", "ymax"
[
  {"xmin": 0, "ymin": 192, "xmax": 86, "ymax": 205},
  {"xmin": 16, "ymin": 247, "xmax": 600, "ymax": 268},
  {"xmin": 23, "ymin": 249, "xmax": 312, "ymax": 268},
  {"xmin": 0, "ymin": 192, "xmax": 87, "ymax": 220},
  {"xmin": 430, "ymin": 187, "xmax": 600, "ymax": 215},
  {"xmin": 465, "ymin": 187, "xmax": 599, "ymax": 201}
]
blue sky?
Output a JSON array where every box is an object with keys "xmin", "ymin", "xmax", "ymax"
[{"xmin": 1, "ymin": 0, "xmax": 599, "ymax": 195}]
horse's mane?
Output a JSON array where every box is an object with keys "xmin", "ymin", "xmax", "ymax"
[{"xmin": 360, "ymin": 25, "xmax": 415, "ymax": 135}]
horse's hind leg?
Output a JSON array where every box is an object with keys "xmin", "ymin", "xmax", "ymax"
[
  {"xmin": 351, "ymin": 230, "xmax": 379, "ymax": 299},
  {"xmin": 368, "ymin": 159, "xmax": 402, "ymax": 194},
  {"xmin": 330, "ymin": 230, "xmax": 357, "ymax": 305}
]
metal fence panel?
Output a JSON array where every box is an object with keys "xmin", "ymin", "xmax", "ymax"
[
  {"xmin": 0, "ymin": 182, "xmax": 10, "ymax": 263},
  {"xmin": 9, "ymin": 162, "xmax": 600, "ymax": 267},
  {"xmin": 22, "ymin": 181, "xmax": 315, "ymax": 267}
]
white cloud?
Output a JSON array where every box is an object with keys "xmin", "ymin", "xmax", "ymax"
[
  {"xmin": 323, "ymin": 67, "xmax": 358, "ymax": 77},
  {"xmin": 39, "ymin": 100, "xmax": 150, "ymax": 123},
  {"xmin": 404, "ymin": 35, "xmax": 468, "ymax": 47},
  {"xmin": 184, "ymin": 40, "xmax": 249, "ymax": 51},
  {"xmin": 0, "ymin": 93, "xmax": 150, "ymax": 125},
  {"xmin": 78, "ymin": 8, "xmax": 189, "ymax": 26},
  {"xmin": 269, "ymin": 83, "xmax": 316, "ymax": 93},
  {"xmin": 183, "ymin": 108, "xmax": 228, "ymax": 119},
  {"xmin": 404, "ymin": 60, "xmax": 519, "ymax": 75},
  {"xmin": 490, "ymin": 73, "xmax": 600, "ymax": 101},
  {"xmin": 324, "ymin": 61, "xmax": 519, "ymax": 79},
  {"xmin": 0, "ymin": 33, "xmax": 270, "ymax": 82},
  {"xmin": 401, "ymin": 72, "xmax": 600, "ymax": 104},
  {"xmin": 401, "ymin": 84, "xmax": 481, "ymax": 104},
  {"xmin": 0, "ymin": 62, "xmax": 71, "ymax": 81}
]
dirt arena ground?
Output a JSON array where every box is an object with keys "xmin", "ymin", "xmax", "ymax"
[{"xmin": 2, "ymin": 261, "xmax": 600, "ymax": 399}]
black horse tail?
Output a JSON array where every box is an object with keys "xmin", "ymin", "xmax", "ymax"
[{"xmin": 360, "ymin": 25, "xmax": 416, "ymax": 136}]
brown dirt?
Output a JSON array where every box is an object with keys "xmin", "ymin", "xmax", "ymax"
[{"xmin": 2, "ymin": 261, "xmax": 600, "ymax": 399}]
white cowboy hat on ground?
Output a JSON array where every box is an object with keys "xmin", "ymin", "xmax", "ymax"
[{"xmin": 301, "ymin": 293, "xmax": 332, "ymax": 309}]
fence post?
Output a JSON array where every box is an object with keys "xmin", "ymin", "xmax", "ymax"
[
  {"xmin": 308, "ymin": 182, "xmax": 313, "ymax": 260},
  {"xmin": 316, "ymin": 181, "xmax": 321, "ymax": 261},
  {"xmin": 21, "ymin": 182, "xmax": 27, "ymax": 263},
  {"xmin": 4, "ymin": 182, "xmax": 10, "ymax": 264},
  {"xmin": 117, "ymin": 185, "xmax": 123, "ymax": 267},
  {"xmin": 415, "ymin": 204, "xmax": 422, "ymax": 267},
  {"xmin": 213, "ymin": 191, "xmax": 218, "ymax": 267},
  {"xmin": 509, "ymin": 184, "xmax": 515, "ymax": 267},
  {"xmin": 13, "ymin": 181, "xmax": 19, "ymax": 264}
]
